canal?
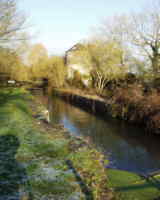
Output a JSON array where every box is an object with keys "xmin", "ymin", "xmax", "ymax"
[{"xmin": 49, "ymin": 96, "xmax": 160, "ymax": 176}]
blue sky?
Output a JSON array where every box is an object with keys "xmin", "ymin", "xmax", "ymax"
[{"xmin": 19, "ymin": 0, "xmax": 146, "ymax": 55}]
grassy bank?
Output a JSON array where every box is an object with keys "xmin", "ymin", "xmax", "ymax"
[
  {"xmin": 108, "ymin": 169, "xmax": 160, "ymax": 200},
  {"xmin": 2, "ymin": 87, "xmax": 160, "ymax": 200},
  {"xmin": 0, "ymin": 88, "xmax": 111, "ymax": 200}
]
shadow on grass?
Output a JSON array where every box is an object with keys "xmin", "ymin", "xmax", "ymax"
[
  {"xmin": 116, "ymin": 176, "xmax": 160, "ymax": 192},
  {"xmin": 0, "ymin": 89, "xmax": 31, "ymax": 117},
  {"xmin": 0, "ymin": 89, "xmax": 27, "ymax": 106},
  {"xmin": 66, "ymin": 160, "xmax": 94, "ymax": 200},
  {"xmin": 0, "ymin": 134, "xmax": 33, "ymax": 200}
]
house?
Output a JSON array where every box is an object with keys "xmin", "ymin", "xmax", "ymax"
[{"xmin": 65, "ymin": 44, "xmax": 91, "ymax": 86}]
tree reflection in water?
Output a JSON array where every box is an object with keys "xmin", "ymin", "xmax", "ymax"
[{"xmin": 50, "ymin": 96, "xmax": 160, "ymax": 175}]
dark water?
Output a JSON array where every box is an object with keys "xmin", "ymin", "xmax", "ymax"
[{"xmin": 49, "ymin": 96, "xmax": 160, "ymax": 175}]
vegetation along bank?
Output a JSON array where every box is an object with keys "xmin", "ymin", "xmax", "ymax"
[
  {"xmin": 53, "ymin": 86, "xmax": 160, "ymax": 135},
  {"xmin": 0, "ymin": 88, "xmax": 114, "ymax": 200},
  {"xmin": 1, "ymin": 0, "xmax": 160, "ymax": 199},
  {"xmin": 2, "ymin": 87, "xmax": 160, "ymax": 200}
]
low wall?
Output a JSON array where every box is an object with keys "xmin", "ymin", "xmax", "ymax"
[
  {"xmin": 53, "ymin": 90, "xmax": 109, "ymax": 117},
  {"xmin": 53, "ymin": 89, "xmax": 160, "ymax": 134}
]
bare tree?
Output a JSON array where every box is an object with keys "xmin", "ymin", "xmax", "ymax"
[
  {"xmin": 99, "ymin": 15, "xmax": 132, "ymax": 69},
  {"xmin": 0, "ymin": 0, "xmax": 26, "ymax": 46},
  {"xmin": 100, "ymin": 15, "xmax": 129, "ymax": 46},
  {"xmin": 98, "ymin": 0, "xmax": 160, "ymax": 76},
  {"xmin": 128, "ymin": 0, "xmax": 160, "ymax": 74}
]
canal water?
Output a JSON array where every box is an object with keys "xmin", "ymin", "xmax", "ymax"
[{"xmin": 49, "ymin": 96, "xmax": 160, "ymax": 176}]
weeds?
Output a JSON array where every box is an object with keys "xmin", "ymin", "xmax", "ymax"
[{"xmin": 107, "ymin": 84, "xmax": 160, "ymax": 134}]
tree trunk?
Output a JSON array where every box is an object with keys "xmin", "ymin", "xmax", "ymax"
[{"xmin": 151, "ymin": 53, "xmax": 160, "ymax": 75}]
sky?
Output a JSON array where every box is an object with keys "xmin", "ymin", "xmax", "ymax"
[{"xmin": 19, "ymin": 0, "xmax": 146, "ymax": 55}]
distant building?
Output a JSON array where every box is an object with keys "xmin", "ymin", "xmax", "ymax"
[{"xmin": 65, "ymin": 44, "xmax": 91, "ymax": 86}]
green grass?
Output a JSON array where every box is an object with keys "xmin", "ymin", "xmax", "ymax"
[
  {"xmin": 0, "ymin": 88, "xmax": 110, "ymax": 200},
  {"xmin": 0, "ymin": 88, "xmax": 82, "ymax": 200},
  {"xmin": 3, "ymin": 88, "xmax": 160, "ymax": 200},
  {"xmin": 107, "ymin": 169, "xmax": 160, "ymax": 200}
]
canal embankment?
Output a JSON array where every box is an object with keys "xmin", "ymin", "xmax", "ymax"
[
  {"xmin": 2, "ymin": 87, "xmax": 160, "ymax": 200},
  {"xmin": 0, "ymin": 88, "xmax": 112, "ymax": 200},
  {"xmin": 51, "ymin": 88, "xmax": 160, "ymax": 200},
  {"xmin": 53, "ymin": 88, "xmax": 108, "ymax": 116},
  {"xmin": 53, "ymin": 88, "xmax": 160, "ymax": 135}
]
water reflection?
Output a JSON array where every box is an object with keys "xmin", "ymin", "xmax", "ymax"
[{"xmin": 50, "ymin": 97, "xmax": 160, "ymax": 175}]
